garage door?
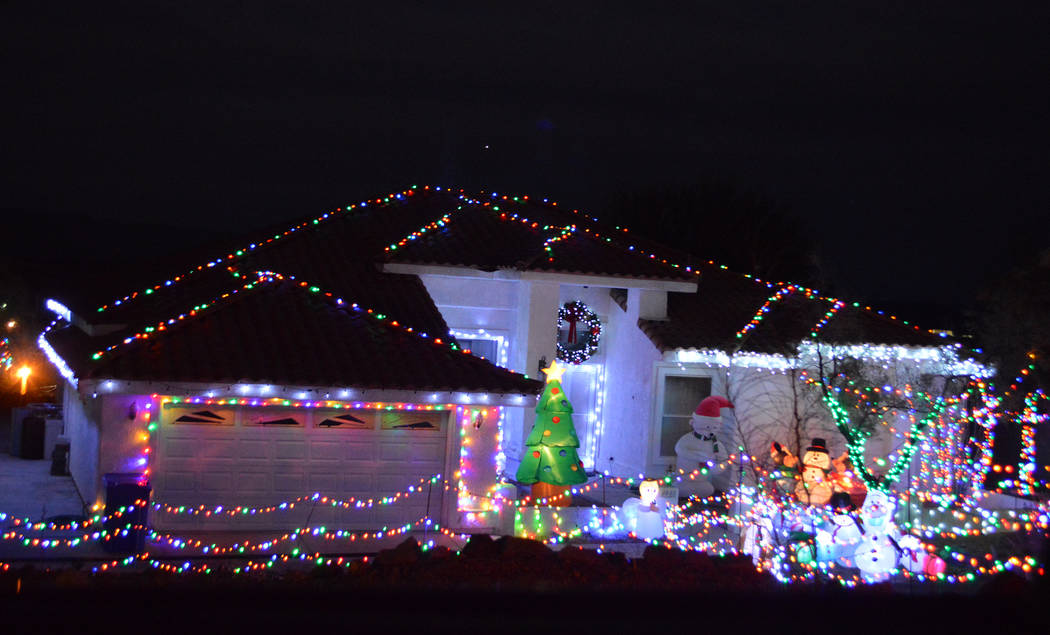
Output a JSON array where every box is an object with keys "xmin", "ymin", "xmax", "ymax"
[{"xmin": 150, "ymin": 403, "xmax": 449, "ymax": 531}]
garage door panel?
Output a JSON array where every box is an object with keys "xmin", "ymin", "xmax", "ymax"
[
  {"xmin": 275, "ymin": 441, "xmax": 307, "ymax": 460},
  {"xmin": 409, "ymin": 442, "xmax": 445, "ymax": 462},
  {"xmin": 164, "ymin": 439, "xmax": 199, "ymax": 458},
  {"xmin": 273, "ymin": 471, "xmax": 304, "ymax": 492},
  {"xmin": 163, "ymin": 472, "xmax": 197, "ymax": 492},
  {"xmin": 307, "ymin": 472, "xmax": 340, "ymax": 492},
  {"xmin": 195, "ymin": 441, "xmax": 237, "ymax": 459},
  {"xmin": 342, "ymin": 473, "xmax": 375, "ymax": 493},
  {"xmin": 309, "ymin": 441, "xmax": 342, "ymax": 461},
  {"xmin": 199, "ymin": 472, "xmax": 234, "ymax": 491},
  {"xmin": 379, "ymin": 442, "xmax": 410, "ymax": 461},
  {"xmin": 236, "ymin": 472, "xmax": 271, "ymax": 492},
  {"xmin": 344, "ymin": 443, "xmax": 374, "ymax": 460},
  {"xmin": 237, "ymin": 440, "xmax": 270, "ymax": 459},
  {"xmin": 376, "ymin": 472, "xmax": 433, "ymax": 492}
]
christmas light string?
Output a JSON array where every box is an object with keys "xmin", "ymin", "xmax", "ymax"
[
  {"xmin": 0, "ymin": 504, "xmax": 145, "ymax": 532},
  {"xmin": 735, "ymin": 285, "xmax": 801, "ymax": 339},
  {"xmin": 384, "ymin": 211, "xmax": 455, "ymax": 252},
  {"xmin": 93, "ymin": 186, "xmax": 427, "ymax": 315},
  {"xmin": 88, "ymin": 269, "xmax": 510, "ymax": 365},
  {"xmin": 151, "ymin": 474, "xmax": 442, "ymax": 517},
  {"xmin": 463, "ymin": 188, "xmax": 952, "ymax": 344}
]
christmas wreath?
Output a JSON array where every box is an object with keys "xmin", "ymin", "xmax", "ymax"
[{"xmin": 556, "ymin": 301, "xmax": 602, "ymax": 364}]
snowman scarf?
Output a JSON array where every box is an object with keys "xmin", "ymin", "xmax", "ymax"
[{"xmin": 692, "ymin": 431, "xmax": 719, "ymax": 454}]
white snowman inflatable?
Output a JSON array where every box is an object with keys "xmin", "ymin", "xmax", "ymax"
[
  {"xmin": 674, "ymin": 396, "xmax": 734, "ymax": 497},
  {"xmin": 852, "ymin": 489, "xmax": 902, "ymax": 582},
  {"xmin": 814, "ymin": 492, "xmax": 863, "ymax": 565}
]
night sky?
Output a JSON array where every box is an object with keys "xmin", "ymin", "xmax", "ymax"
[{"xmin": 4, "ymin": 2, "xmax": 1048, "ymax": 312}]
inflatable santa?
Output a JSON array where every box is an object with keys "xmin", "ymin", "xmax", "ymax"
[{"xmin": 674, "ymin": 395, "xmax": 734, "ymax": 497}]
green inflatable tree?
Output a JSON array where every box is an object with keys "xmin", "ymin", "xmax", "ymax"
[{"xmin": 516, "ymin": 361, "xmax": 587, "ymax": 503}]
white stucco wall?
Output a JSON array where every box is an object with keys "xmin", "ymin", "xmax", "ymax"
[
  {"xmin": 98, "ymin": 394, "xmax": 151, "ymax": 505},
  {"xmin": 418, "ymin": 272, "xmax": 643, "ymax": 478},
  {"xmin": 62, "ymin": 381, "xmax": 101, "ymax": 505},
  {"xmin": 600, "ymin": 288, "xmax": 662, "ymax": 477}
]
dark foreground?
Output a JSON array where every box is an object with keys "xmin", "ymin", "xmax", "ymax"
[{"xmin": 1, "ymin": 535, "xmax": 1047, "ymax": 633}]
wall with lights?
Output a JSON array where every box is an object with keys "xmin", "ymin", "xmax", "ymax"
[
  {"xmin": 61, "ymin": 379, "xmax": 102, "ymax": 506},
  {"xmin": 600, "ymin": 287, "xmax": 665, "ymax": 477},
  {"xmin": 415, "ymin": 270, "xmax": 624, "ymax": 477}
]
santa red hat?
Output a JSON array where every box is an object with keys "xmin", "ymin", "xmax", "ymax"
[{"xmin": 694, "ymin": 395, "xmax": 733, "ymax": 418}]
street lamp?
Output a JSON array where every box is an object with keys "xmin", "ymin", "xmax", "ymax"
[{"xmin": 16, "ymin": 365, "xmax": 30, "ymax": 395}]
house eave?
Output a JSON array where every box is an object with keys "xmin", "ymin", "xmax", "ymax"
[
  {"xmin": 76, "ymin": 378, "xmax": 539, "ymax": 407},
  {"xmin": 382, "ymin": 262, "xmax": 697, "ymax": 292}
]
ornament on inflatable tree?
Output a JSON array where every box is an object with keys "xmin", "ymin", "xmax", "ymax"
[
  {"xmin": 814, "ymin": 493, "xmax": 863, "ymax": 564},
  {"xmin": 621, "ymin": 479, "xmax": 668, "ymax": 540},
  {"xmin": 852, "ymin": 489, "xmax": 902, "ymax": 582},
  {"xmin": 674, "ymin": 396, "xmax": 733, "ymax": 497},
  {"xmin": 516, "ymin": 360, "xmax": 587, "ymax": 506},
  {"xmin": 770, "ymin": 438, "xmax": 851, "ymax": 506}
]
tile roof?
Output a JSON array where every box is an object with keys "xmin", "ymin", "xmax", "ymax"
[
  {"xmin": 46, "ymin": 277, "xmax": 541, "ymax": 394},
  {"xmin": 639, "ymin": 263, "xmax": 944, "ymax": 354},
  {"xmin": 385, "ymin": 199, "xmax": 695, "ymax": 281},
  {"xmin": 45, "ymin": 185, "xmax": 948, "ymax": 388}
]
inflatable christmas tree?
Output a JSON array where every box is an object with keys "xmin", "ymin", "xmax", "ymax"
[{"xmin": 516, "ymin": 360, "xmax": 587, "ymax": 505}]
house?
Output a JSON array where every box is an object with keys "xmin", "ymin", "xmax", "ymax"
[{"xmin": 39, "ymin": 185, "xmax": 989, "ymax": 531}]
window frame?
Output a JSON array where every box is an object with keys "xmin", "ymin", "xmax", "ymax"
[
  {"xmin": 649, "ymin": 363, "xmax": 724, "ymax": 466},
  {"xmin": 449, "ymin": 328, "xmax": 509, "ymax": 368}
]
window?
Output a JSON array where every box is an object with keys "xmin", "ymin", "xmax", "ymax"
[
  {"xmin": 380, "ymin": 411, "xmax": 445, "ymax": 431},
  {"xmin": 242, "ymin": 409, "xmax": 305, "ymax": 427},
  {"xmin": 163, "ymin": 406, "xmax": 234, "ymax": 426},
  {"xmin": 460, "ymin": 339, "xmax": 498, "ymax": 364},
  {"xmin": 450, "ymin": 330, "xmax": 508, "ymax": 367},
  {"xmin": 314, "ymin": 409, "xmax": 375, "ymax": 429},
  {"xmin": 655, "ymin": 371, "xmax": 712, "ymax": 459}
]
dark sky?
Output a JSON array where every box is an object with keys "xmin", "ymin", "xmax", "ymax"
[{"xmin": 3, "ymin": 2, "xmax": 1048, "ymax": 310}]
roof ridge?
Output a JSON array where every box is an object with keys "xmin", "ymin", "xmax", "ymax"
[
  {"xmin": 90, "ymin": 185, "xmax": 432, "ymax": 318},
  {"xmin": 83, "ymin": 268, "xmax": 533, "ymax": 385}
]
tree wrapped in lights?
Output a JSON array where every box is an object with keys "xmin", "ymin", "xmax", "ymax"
[
  {"xmin": 804, "ymin": 345, "xmax": 970, "ymax": 493},
  {"xmin": 516, "ymin": 361, "xmax": 587, "ymax": 505}
]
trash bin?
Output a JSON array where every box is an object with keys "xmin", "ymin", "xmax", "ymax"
[
  {"xmin": 102, "ymin": 472, "xmax": 151, "ymax": 554},
  {"xmin": 20, "ymin": 415, "xmax": 45, "ymax": 459},
  {"xmin": 51, "ymin": 442, "xmax": 70, "ymax": 476}
]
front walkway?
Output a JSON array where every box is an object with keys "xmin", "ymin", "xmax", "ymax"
[{"xmin": 0, "ymin": 448, "xmax": 85, "ymax": 522}]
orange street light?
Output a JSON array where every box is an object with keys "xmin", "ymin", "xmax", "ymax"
[{"xmin": 16, "ymin": 365, "xmax": 30, "ymax": 395}]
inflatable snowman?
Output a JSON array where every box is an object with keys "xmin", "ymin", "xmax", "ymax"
[
  {"xmin": 814, "ymin": 492, "xmax": 863, "ymax": 565},
  {"xmin": 674, "ymin": 396, "xmax": 733, "ymax": 497},
  {"xmin": 852, "ymin": 489, "xmax": 902, "ymax": 582},
  {"xmin": 770, "ymin": 438, "xmax": 840, "ymax": 506},
  {"xmin": 621, "ymin": 479, "xmax": 668, "ymax": 541}
]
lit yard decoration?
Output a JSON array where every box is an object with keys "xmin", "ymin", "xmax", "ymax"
[
  {"xmin": 674, "ymin": 395, "xmax": 733, "ymax": 497},
  {"xmin": 556, "ymin": 301, "xmax": 601, "ymax": 364},
  {"xmin": 770, "ymin": 438, "xmax": 852, "ymax": 506},
  {"xmin": 620, "ymin": 479, "xmax": 669, "ymax": 540},
  {"xmin": 515, "ymin": 360, "xmax": 587, "ymax": 505}
]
